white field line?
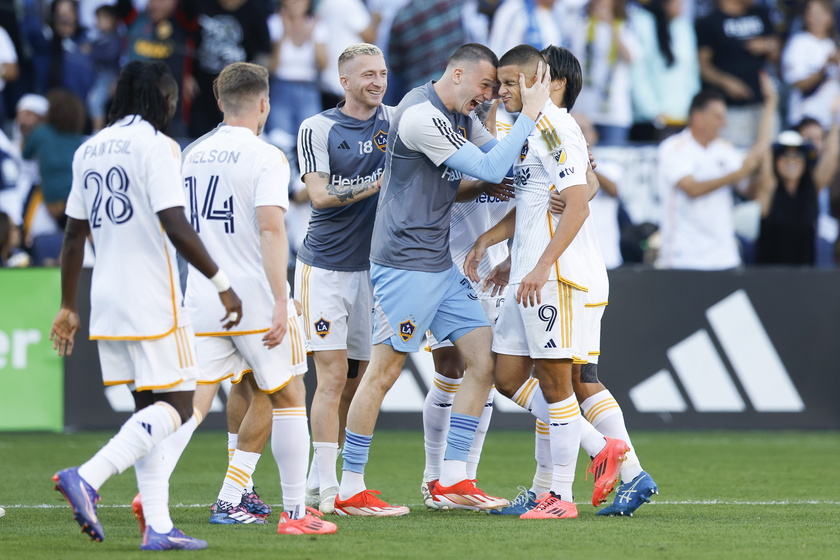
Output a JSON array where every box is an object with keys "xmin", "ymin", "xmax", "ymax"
[{"xmin": 7, "ymin": 500, "xmax": 840, "ymax": 509}]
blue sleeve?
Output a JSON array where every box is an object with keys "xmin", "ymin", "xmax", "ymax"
[{"xmin": 443, "ymin": 115, "xmax": 533, "ymax": 183}]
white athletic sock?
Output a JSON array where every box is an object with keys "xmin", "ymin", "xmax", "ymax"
[
  {"xmin": 157, "ymin": 410, "xmax": 200, "ymax": 481},
  {"xmin": 227, "ymin": 432, "xmax": 238, "ymax": 462},
  {"xmin": 532, "ymin": 420, "xmax": 552, "ymax": 496},
  {"xmin": 423, "ymin": 372, "xmax": 460, "ymax": 481},
  {"xmin": 306, "ymin": 450, "xmax": 320, "ymax": 492},
  {"xmin": 313, "ymin": 442, "xmax": 340, "ymax": 493},
  {"xmin": 581, "ymin": 390, "xmax": 642, "ymax": 482},
  {"xmin": 578, "ymin": 417, "xmax": 607, "ymax": 458},
  {"xmin": 135, "ymin": 444, "xmax": 173, "ymax": 534},
  {"xmin": 78, "ymin": 402, "xmax": 181, "ymax": 490},
  {"xmin": 466, "ymin": 388, "xmax": 495, "ymax": 480},
  {"xmin": 548, "ymin": 395, "xmax": 582, "ymax": 502},
  {"xmin": 271, "ymin": 407, "xmax": 309, "ymax": 520},
  {"xmin": 511, "ymin": 378, "xmax": 539, "ymax": 411},
  {"xmin": 339, "ymin": 471, "xmax": 366, "ymax": 501},
  {"xmin": 217, "ymin": 449, "xmax": 260, "ymax": 505}
]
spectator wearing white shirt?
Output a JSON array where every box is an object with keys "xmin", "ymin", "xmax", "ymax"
[
  {"xmin": 569, "ymin": 0, "xmax": 638, "ymax": 145},
  {"xmin": 781, "ymin": 0, "xmax": 840, "ymax": 130},
  {"xmin": 0, "ymin": 25, "xmax": 19, "ymax": 98},
  {"xmin": 657, "ymin": 84, "xmax": 774, "ymax": 270},
  {"xmin": 266, "ymin": 0, "xmax": 327, "ymax": 148},
  {"xmin": 488, "ymin": 0, "xmax": 569, "ymax": 57}
]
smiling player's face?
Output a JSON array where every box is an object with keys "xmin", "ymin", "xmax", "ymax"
[{"xmin": 455, "ymin": 60, "xmax": 497, "ymax": 116}]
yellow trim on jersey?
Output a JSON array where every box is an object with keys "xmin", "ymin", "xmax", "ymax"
[
  {"xmin": 585, "ymin": 301, "xmax": 608, "ymax": 308},
  {"xmin": 195, "ymin": 328, "xmax": 271, "ymax": 337},
  {"xmin": 588, "ymin": 351, "xmax": 600, "ymax": 356},
  {"xmin": 536, "ymin": 117, "xmax": 562, "ymax": 151},
  {"xmin": 545, "ymin": 208, "xmax": 588, "ymax": 292}
]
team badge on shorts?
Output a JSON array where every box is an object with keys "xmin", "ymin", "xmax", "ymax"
[
  {"xmin": 398, "ymin": 319, "xmax": 417, "ymax": 342},
  {"xmin": 373, "ymin": 129, "xmax": 388, "ymax": 152},
  {"xmin": 314, "ymin": 318, "xmax": 331, "ymax": 339}
]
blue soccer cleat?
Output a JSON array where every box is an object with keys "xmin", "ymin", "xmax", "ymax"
[
  {"xmin": 141, "ymin": 526, "xmax": 208, "ymax": 550},
  {"xmin": 241, "ymin": 488, "xmax": 272, "ymax": 518},
  {"xmin": 52, "ymin": 467, "xmax": 104, "ymax": 542},
  {"xmin": 209, "ymin": 500, "xmax": 268, "ymax": 524},
  {"xmin": 596, "ymin": 471, "xmax": 658, "ymax": 516},
  {"xmin": 489, "ymin": 487, "xmax": 538, "ymax": 515}
]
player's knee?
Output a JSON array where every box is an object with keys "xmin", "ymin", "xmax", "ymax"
[{"xmin": 494, "ymin": 376, "xmax": 520, "ymax": 399}]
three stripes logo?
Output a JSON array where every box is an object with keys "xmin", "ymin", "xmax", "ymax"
[
  {"xmin": 337, "ymin": 140, "xmax": 350, "ymax": 150},
  {"xmin": 629, "ymin": 290, "xmax": 804, "ymax": 413},
  {"xmin": 544, "ymin": 339, "xmax": 557, "ymax": 349}
]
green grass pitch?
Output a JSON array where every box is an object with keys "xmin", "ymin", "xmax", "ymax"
[{"xmin": 1, "ymin": 430, "xmax": 838, "ymax": 559}]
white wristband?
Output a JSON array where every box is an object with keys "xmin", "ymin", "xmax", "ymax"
[{"xmin": 209, "ymin": 270, "xmax": 231, "ymax": 292}]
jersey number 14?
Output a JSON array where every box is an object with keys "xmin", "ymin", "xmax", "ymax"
[{"xmin": 184, "ymin": 175, "xmax": 235, "ymax": 234}]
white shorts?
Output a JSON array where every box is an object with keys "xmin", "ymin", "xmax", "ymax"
[
  {"xmin": 195, "ymin": 299, "xmax": 308, "ymax": 393},
  {"xmin": 98, "ymin": 324, "xmax": 199, "ymax": 393},
  {"xmin": 491, "ymin": 281, "xmax": 585, "ymax": 360},
  {"xmin": 294, "ymin": 260, "xmax": 373, "ymax": 361},
  {"xmin": 581, "ymin": 303, "xmax": 606, "ymax": 365},
  {"xmin": 427, "ymin": 295, "xmax": 505, "ymax": 350}
]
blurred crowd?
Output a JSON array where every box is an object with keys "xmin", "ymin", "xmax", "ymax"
[{"xmin": 0, "ymin": 0, "xmax": 839, "ymax": 270}]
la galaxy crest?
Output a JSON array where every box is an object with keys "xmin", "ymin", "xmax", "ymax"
[
  {"xmin": 457, "ymin": 125, "xmax": 467, "ymax": 139},
  {"xmin": 314, "ymin": 317, "xmax": 331, "ymax": 339},
  {"xmin": 398, "ymin": 318, "xmax": 417, "ymax": 342},
  {"xmin": 373, "ymin": 129, "xmax": 388, "ymax": 152}
]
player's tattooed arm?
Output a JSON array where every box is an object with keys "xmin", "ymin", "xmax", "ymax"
[{"xmin": 305, "ymin": 171, "xmax": 381, "ymax": 209}]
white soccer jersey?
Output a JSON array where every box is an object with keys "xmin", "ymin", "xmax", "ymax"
[
  {"xmin": 65, "ymin": 115, "xmax": 187, "ymax": 339},
  {"xmin": 450, "ymin": 195, "xmax": 512, "ymax": 298},
  {"xmin": 182, "ymin": 125, "xmax": 291, "ymax": 335},
  {"xmin": 509, "ymin": 102, "xmax": 607, "ymax": 302},
  {"xmin": 657, "ymin": 128, "xmax": 743, "ymax": 270}
]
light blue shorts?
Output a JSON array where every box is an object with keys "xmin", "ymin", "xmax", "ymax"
[{"xmin": 371, "ymin": 263, "xmax": 490, "ymax": 353}]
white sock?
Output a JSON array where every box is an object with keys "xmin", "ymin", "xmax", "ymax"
[
  {"xmin": 466, "ymin": 388, "xmax": 495, "ymax": 480},
  {"xmin": 227, "ymin": 432, "xmax": 238, "ymax": 463},
  {"xmin": 423, "ymin": 372, "xmax": 460, "ymax": 481},
  {"xmin": 217, "ymin": 449, "xmax": 260, "ymax": 505},
  {"xmin": 581, "ymin": 390, "xmax": 642, "ymax": 482},
  {"xmin": 306, "ymin": 449, "xmax": 320, "ymax": 492},
  {"xmin": 338, "ymin": 471, "xmax": 366, "ymax": 501},
  {"xmin": 532, "ymin": 420, "xmax": 552, "ymax": 496},
  {"xmin": 271, "ymin": 407, "xmax": 309, "ymax": 520},
  {"xmin": 548, "ymin": 395, "xmax": 582, "ymax": 502},
  {"xmin": 135, "ymin": 444, "xmax": 173, "ymax": 534},
  {"xmin": 157, "ymin": 411, "xmax": 200, "ymax": 481},
  {"xmin": 511, "ymin": 378, "xmax": 539, "ymax": 411},
  {"xmin": 313, "ymin": 442, "xmax": 339, "ymax": 493},
  {"xmin": 78, "ymin": 402, "xmax": 181, "ymax": 490},
  {"xmin": 578, "ymin": 417, "xmax": 607, "ymax": 458}
]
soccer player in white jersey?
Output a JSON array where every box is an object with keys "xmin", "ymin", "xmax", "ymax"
[
  {"xmin": 465, "ymin": 45, "xmax": 630, "ymax": 519},
  {"xmin": 50, "ymin": 60, "xmax": 243, "ymax": 550},
  {"xmin": 180, "ymin": 62, "xmax": 336, "ymax": 535}
]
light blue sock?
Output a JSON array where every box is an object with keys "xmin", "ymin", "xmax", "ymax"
[
  {"xmin": 342, "ymin": 429, "xmax": 372, "ymax": 474},
  {"xmin": 444, "ymin": 413, "xmax": 480, "ymax": 462}
]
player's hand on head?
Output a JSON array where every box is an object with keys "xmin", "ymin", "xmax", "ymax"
[
  {"xmin": 50, "ymin": 308, "xmax": 80, "ymax": 357},
  {"xmin": 262, "ymin": 300, "xmax": 288, "ymax": 349},
  {"xmin": 519, "ymin": 60, "xmax": 551, "ymax": 120},
  {"xmin": 483, "ymin": 257, "xmax": 511, "ymax": 297},
  {"xmin": 219, "ymin": 288, "xmax": 243, "ymax": 330}
]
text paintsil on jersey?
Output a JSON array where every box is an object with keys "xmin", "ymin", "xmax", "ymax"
[
  {"xmin": 82, "ymin": 139, "xmax": 132, "ymax": 159},
  {"xmin": 187, "ymin": 149, "xmax": 241, "ymax": 165},
  {"xmin": 331, "ymin": 167, "xmax": 383, "ymax": 186}
]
